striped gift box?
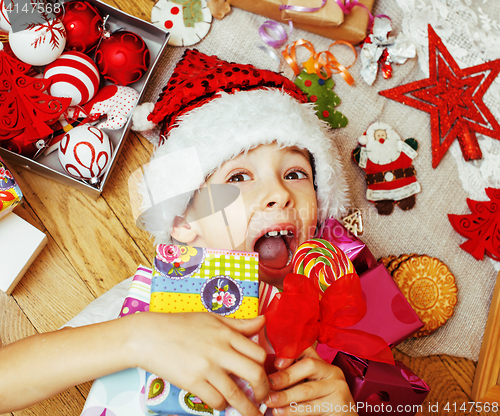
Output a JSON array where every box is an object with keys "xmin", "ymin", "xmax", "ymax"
[
  {"xmin": 146, "ymin": 245, "xmax": 260, "ymax": 415},
  {"xmin": 150, "ymin": 245, "xmax": 259, "ymax": 319}
]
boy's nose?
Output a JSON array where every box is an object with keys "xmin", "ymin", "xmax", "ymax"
[{"xmin": 262, "ymin": 180, "xmax": 292, "ymax": 210}]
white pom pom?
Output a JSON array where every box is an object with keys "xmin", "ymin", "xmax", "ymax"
[
  {"xmin": 358, "ymin": 134, "xmax": 368, "ymax": 145},
  {"xmin": 131, "ymin": 103, "xmax": 157, "ymax": 132}
]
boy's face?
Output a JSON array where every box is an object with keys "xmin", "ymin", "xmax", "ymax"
[{"xmin": 172, "ymin": 143, "xmax": 318, "ymax": 289}]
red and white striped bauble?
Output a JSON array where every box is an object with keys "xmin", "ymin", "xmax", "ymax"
[{"xmin": 44, "ymin": 51, "xmax": 100, "ymax": 106}]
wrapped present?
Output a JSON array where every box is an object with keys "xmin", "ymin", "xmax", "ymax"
[
  {"xmin": 0, "ymin": 156, "xmax": 23, "ymax": 220},
  {"xmin": 0, "ymin": 213, "xmax": 47, "ymax": 294},
  {"xmin": 150, "ymin": 245, "xmax": 259, "ymax": 318},
  {"xmin": 316, "ymin": 218, "xmax": 376, "ymax": 274},
  {"xmin": 333, "ymin": 352, "xmax": 430, "ymax": 416},
  {"xmin": 146, "ymin": 245, "xmax": 261, "ymax": 415},
  {"xmin": 346, "ymin": 263, "xmax": 423, "ymax": 347},
  {"xmin": 280, "ymin": 0, "xmax": 343, "ymax": 27},
  {"xmin": 227, "ymin": 0, "xmax": 374, "ymax": 44}
]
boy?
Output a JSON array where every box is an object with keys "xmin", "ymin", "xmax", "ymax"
[{"xmin": 0, "ymin": 50, "xmax": 357, "ymax": 416}]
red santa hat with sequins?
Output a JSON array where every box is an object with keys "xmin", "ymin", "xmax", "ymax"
[{"xmin": 132, "ymin": 49, "xmax": 349, "ymax": 244}]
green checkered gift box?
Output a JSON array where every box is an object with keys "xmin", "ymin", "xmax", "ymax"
[{"xmin": 149, "ymin": 245, "xmax": 259, "ymax": 318}]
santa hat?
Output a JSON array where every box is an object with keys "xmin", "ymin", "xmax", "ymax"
[{"xmin": 132, "ymin": 49, "xmax": 349, "ymax": 244}]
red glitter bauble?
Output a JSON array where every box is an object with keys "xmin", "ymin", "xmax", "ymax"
[
  {"xmin": 60, "ymin": 0, "xmax": 103, "ymax": 53},
  {"xmin": 94, "ymin": 30, "xmax": 150, "ymax": 86}
]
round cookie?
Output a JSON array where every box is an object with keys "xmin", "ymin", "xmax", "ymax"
[
  {"xmin": 392, "ymin": 255, "xmax": 458, "ymax": 337},
  {"xmin": 387, "ymin": 253, "xmax": 418, "ymax": 274},
  {"xmin": 379, "ymin": 255, "xmax": 397, "ymax": 268}
]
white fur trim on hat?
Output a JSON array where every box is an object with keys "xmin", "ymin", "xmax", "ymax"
[{"xmin": 138, "ymin": 88, "xmax": 349, "ymax": 244}]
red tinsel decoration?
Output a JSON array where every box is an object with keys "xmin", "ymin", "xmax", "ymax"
[
  {"xmin": 448, "ymin": 188, "xmax": 500, "ymax": 262},
  {"xmin": 379, "ymin": 25, "xmax": 500, "ymax": 168}
]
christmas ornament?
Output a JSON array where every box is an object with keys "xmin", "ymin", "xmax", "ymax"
[
  {"xmin": 44, "ymin": 51, "xmax": 100, "ymax": 106},
  {"xmin": 60, "ymin": 0, "xmax": 103, "ymax": 53},
  {"xmin": 151, "ymin": 0, "xmax": 212, "ymax": 46},
  {"xmin": 58, "ymin": 124, "xmax": 113, "ymax": 183},
  {"xmin": 70, "ymin": 84, "xmax": 140, "ymax": 130},
  {"xmin": 448, "ymin": 188, "xmax": 500, "ymax": 262},
  {"xmin": 352, "ymin": 122, "xmax": 421, "ymax": 215},
  {"xmin": 8, "ymin": 16, "xmax": 66, "ymax": 66},
  {"xmin": 94, "ymin": 30, "xmax": 150, "ymax": 86},
  {"xmin": 379, "ymin": 25, "xmax": 500, "ymax": 168},
  {"xmin": 342, "ymin": 209, "xmax": 363, "ymax": 236},
  {"xmin": 0, "ymin": 51, "xmax": 71, "ymax": 156},
  {"xmin": 360, "ymin": 16, "xmax": 416, "ymax": 85},
  {"xmin": 294, "ymin": 69, "xmax": 348, "ymax": 129},
  {"xmin": 0, "ymin": 0, "xmax": 11, "ymax": 31}
]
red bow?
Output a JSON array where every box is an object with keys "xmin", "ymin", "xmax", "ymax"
[{"xmin": 265, "ymin": 273, "xmax": 395, "ymax": 365}]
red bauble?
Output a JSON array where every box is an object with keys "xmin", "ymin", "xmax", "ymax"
[
  {"xmin": 60, "ymin": 0, "xmax": 103, "ymax": 53},
  {"xmin": 94, "ymin": 30, "xmax": 150, "ymax": 86}
]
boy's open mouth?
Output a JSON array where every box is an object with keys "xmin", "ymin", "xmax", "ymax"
[{"xmin": 253, "ymin": 228, "xmax": 296, "ymax": 271}]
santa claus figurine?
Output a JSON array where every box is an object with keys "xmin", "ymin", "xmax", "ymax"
[{"xmin": 352, "ymin": 121, "xmax": 421, "ymax": 215}]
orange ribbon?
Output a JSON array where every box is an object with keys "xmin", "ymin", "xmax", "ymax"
[{"xmin": 282, "ymin": 39, "xmax": 357, "ymax": 85}]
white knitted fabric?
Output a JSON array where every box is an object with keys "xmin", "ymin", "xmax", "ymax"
[{"xmin": 137, "ymin": 0, "xmax": 499, "ymax": 361}]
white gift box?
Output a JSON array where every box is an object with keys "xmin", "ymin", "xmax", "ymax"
[{"xmin": 0, "ymin": 213, "xmax": 47, "ymax": 294}]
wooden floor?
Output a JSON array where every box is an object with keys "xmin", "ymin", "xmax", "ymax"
[{"xmin": 1, "ymin": 0, "xmax": 499, "ymax": 415}]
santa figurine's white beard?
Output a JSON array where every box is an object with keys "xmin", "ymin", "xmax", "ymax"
[{"xmin": 366, "ymin": 136, "xmax": 401, "ymax": 165}]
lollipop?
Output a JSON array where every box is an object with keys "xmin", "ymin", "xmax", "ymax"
[{"xmin": 292, "ymin": 238, "xmax": 355, "ymax": 292}]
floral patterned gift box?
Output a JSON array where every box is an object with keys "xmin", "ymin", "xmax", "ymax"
[
  {"xmin": 149, "ymin": 245, "xmax": 259, "ymax": 318},
  {"xmin": 146, "ymin": 244, "xmax": 260, "ymax": 415}
]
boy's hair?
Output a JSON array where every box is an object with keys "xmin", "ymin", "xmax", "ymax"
[{"xmin": 133, "ymin": 50, "xmax": 349, "ymax": 244}]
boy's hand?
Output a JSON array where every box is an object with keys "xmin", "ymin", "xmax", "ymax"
[
  {"xmin": 130, "ymin": 312, "xmax": 268, "ymax": 416},
  {"xmin": 264, "ymin": 347, "xmax": 358, "ymax": 416}
]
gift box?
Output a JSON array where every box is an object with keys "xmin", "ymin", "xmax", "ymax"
[
  {"xmin": 280, "ymin": 0, "xmax": 343, "ymax": 27},
  {"xmin": 316, "ymin": 218, "xmax": 376, "ymax": 275},
  {"xmin": 146, "ymin": 245, "xmax": 261, "ymax": 415},
  {"xmin": 0, "ymin": 213, "xmax": 47, "ymax": 294},
  {"xmin": 227, "ymin": 0, "xmax": 374, "ymax": 44},
  {"xmin": 333, "ymin": 352, "xmax": 430, "ymax": 416},
  {"xmin": 348, "ymin": 263, "xmax": 423, "ymax": 347},
  {"xmin": 150, "ymin": 245, "xmax": 259, "ymax": 318},
  {"xmin": 0, "ymin": 156, "xmax": 23, "ymax": 220},
  {"xmin": 0, "ymin": 0, "xmax": 169, "ymax": 197}
]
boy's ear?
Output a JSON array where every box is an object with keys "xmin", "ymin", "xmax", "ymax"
[{"xmin": 171, "ymin": 216, "xmax": 199, "ymax": 244}]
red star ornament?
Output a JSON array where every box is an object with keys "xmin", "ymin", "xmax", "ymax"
[{"xmin": 379, "ymin": 25, "xmax": 500, "ymax": 168}]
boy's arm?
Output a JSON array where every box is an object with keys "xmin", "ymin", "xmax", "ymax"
[{"xmin": 0, "ymin": 313, "xmax": 269, "ymax": 416}]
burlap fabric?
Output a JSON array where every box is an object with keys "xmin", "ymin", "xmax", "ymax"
[{"xmin": 139, "ymin": 0, "xmax": 498, "ymax": 361}]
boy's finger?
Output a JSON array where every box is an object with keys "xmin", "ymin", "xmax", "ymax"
[
  {"xmin": 268, "ymin": 357, "xmax": 344, "ymax": 390},
  {"xmin": 211, "ymin": 370, "xmax": 264, "ymax": 416},
  {"xmin": 221, "ymin": 351, "xmax": 270, "ymax": 402},
  {"xmin": 221, "ymin": 315, "xmax": 266, "ymax": 337},
  {"xmin": 189, "ymin": 382, "xmax": 228, "ymax": 411},
  {"xmin": 265, "ymin": 379, "xmax": 333, "ymax": 409}
]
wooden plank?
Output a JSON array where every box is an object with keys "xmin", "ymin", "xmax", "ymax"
[
  {"xmin": 472, "ymin": 272, "xmax": 500, "ymax": 403},
  {"xmin": 392, "ymin": 350, "xmax": 486, "ymax": 416},
  {"xmin": 101, "ymin": 130, "xmax": 156, "ymax": 262},
  {"xmin": 12, "ymin": 166, "xmax": 148, "ymax": 298}
]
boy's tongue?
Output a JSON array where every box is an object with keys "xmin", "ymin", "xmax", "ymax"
[{"xmin": 254, "ymin": 235, "xmax": 289, "ymax": 269}]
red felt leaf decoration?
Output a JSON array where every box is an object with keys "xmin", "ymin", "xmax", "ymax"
[
  {"xmin": 0, "ymin": 50, "xmax": 71, "ymax": 147},
  {"xmin": 379, "ymin": 25, "xmax": 500, "ymax": 168},
  {"xmin": 448, "ymin": 188, "xmax": 500, "ymax": 261}
]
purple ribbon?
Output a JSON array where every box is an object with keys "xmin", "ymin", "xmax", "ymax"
[
  {"xmin": 335, "ymin": 0, "xmax": 376, "ymax": 29},
  {"xmin": 279, "ymin": 0, "xmax": 327, "ymax": 13},
  {"xmin": 259, "ymin": 20, "xmax": 293, "ymax": 48}
]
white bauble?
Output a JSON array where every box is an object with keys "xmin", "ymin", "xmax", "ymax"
[
  {"xmin": 0, "ymin": 0, "xmax": 11, "ymax": 31},
  {"xmin": 9, "ymin": 17, "xmax": 66, "ymax": 66},
  {"xmin": 58, "ymin": 125, "xmax": 113, "ymax": 181}
]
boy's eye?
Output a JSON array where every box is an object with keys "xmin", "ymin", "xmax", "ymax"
[
  {"xmin": 228, "ymin": 172, "xmax": 252, "ymax": 182},
  {"xmin": 285, "ymin": 170, "xmax": 308, "ymax": 180}
]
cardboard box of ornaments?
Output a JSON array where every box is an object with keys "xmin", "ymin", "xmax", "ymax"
[{"xmin": 0, "ymin": 0, "xmax": 169, "ymax": 198}]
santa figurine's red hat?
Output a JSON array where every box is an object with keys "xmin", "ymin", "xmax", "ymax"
[{"xmin": 132, "ymin": 49, "xmax": 349, "ymax": 244}]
